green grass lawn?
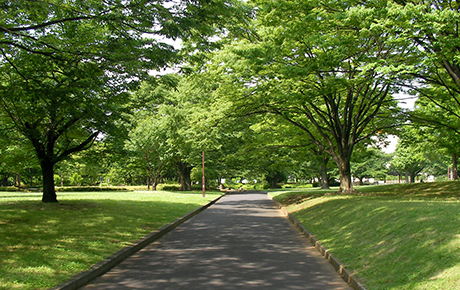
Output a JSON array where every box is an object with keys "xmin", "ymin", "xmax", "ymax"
[
  {"xmin": 270, "ymin": 181, "xmax": 460, "ymax": 290},
  {"xmin": 0, "ymin": 190, "xmax": 221, "ymax": 290}
]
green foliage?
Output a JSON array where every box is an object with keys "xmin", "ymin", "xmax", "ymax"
[
  {"xmin": 0, "ymin": 129, "xmax": 40, "ymax": 187},
  {"xmin": 157, "ymin": 184, "xmax": 182, "ymax": 191},
  {"xmin": 408, "ymin": 89, "xmax": 460, "ymax": 179},
  {"xmin": 126, "ymin": 112, "xmax": 176, "ymax": 189},
  {"xmin": 2, "ymin": 0, "xmax": 460, "ymax": 199},
  {"xmin": 390, "ymin": 127, "xmax": 434, "ymax": 182},
  {"xmin": 0, "ymin": 186, "xmax": 22, "ymax": 192},
  {"xmin": 127, "ymin": 74, "xmax": 220, "ymax": 190},
  {"xmin": 352, "ymin": 146, "xmax": 392, "ymax": 183},
  {"xmin": 202, "ymin": 0, "xmax": 405, "ymax": 192},
  {"xmin": 55, "ymin": 186, "xmax": 128, "ymax": 192},
  {"xmin": 69, "ymin": 172, "xmax": 84, "ymax": 186},
  {"xmin": 0, "ymin": 0, "xmax": 248, "ymax": 201},
  {"xmin": 383, "ymin": 0, "xmax": 460, "ymax": 93},
  {"xmin": 383, "ymin": 0, "xmax": 460, "ymax": 167}
]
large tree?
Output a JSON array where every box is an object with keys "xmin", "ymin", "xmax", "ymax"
[
  {"xmin": 207, "ymin": 0, "xmax": 405, "ymax": 193},
  {"xmin": 0, "ymin": 52, "xmax": 124, "ymax": 202},
  {"xmin": 390, "ymin": 138, "xmax": 428, "ymax": 183},
  {"xmin": 126, "ymin": 112, "xmax": 177, "ymax": 190},
  {"xmin": 0, "ymin": 0, "xmax": 245, "ymax": 202}
]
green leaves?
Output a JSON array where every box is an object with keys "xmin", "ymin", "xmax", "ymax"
[
  {"xmin": 0, "ymin": 0, "xmax": 250, "ymax": 199},
  {"xmin": 199, "ymin": 0, "xmax": 410, "ymax": 192}
]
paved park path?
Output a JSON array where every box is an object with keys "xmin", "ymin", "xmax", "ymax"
[{"xmin": 80, "ymin": 191, "xmax": 352, "ymax": 290}]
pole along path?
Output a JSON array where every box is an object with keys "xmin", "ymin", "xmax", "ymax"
[{"xmin": 80, "ymin": 191, "xmax": 352, "ymax": 290}]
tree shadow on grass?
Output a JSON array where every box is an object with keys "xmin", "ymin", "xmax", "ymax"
[
  {"xmin": 356, "ymin": 181, "xmax": 460, "ymax": 199},
  {"xmin": 272, "ymin": 189, "xmax": 337, "ymax": 207},
  {"xmin": 0, "ymin": 198, "xmax": 209, "ymax": 289},
  {"xmin": 275, "ymin": 181, "xmax": 460, "ymax": 209},
  {"xmin": 289, "ymin": 194, "xmax": 460, "ymax": 289}
]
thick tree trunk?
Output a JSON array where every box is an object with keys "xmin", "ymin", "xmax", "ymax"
[
  {"xmin": 336, "ymin": 156, "xmax": 355, "ymax": 193},
  {"xmin": 177, "ymin": 161, "xmax": 192, "ymax": 191},
  {"xmin": 41, "ymin": 159, "xmax": 57, "ymax": 203},
  {"xmin": 338, "ymin": 173, "xmax": 354, "ymax": 193}
]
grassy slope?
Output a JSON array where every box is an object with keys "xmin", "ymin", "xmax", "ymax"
[
  {"xmin": 0, "ymin": 190, "xmax": 221, "ymax": 290},
  {"xmin": 270, "ymin": 182, "xmax": 460, "ymax": 290}
]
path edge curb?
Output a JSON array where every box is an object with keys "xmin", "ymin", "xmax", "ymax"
[
  {"xmin": 51, "ymin": 193, "xmax": 226, "ymax": 290},
  {"xmin": 267, "ymin": 193, "xmax": 367, "ymax": 290}
]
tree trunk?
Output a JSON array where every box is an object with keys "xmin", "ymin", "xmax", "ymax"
[
  {"xmin": 271, "ymin": 174, "xmax": 278, "ymax": 189},
  {"xmin": 41, "ymin": 159, "xmax": 57, "ymax": 203},
  {"xmin": 410, "ymin": 173, "xmax": 416, "ymax": 183},
  {"xmin": 320, "ymin": 158, "xmax": 330, "ymax": 189},
  {"xmin": 338, "ymin": 173, "xmax": 354, "ymax": 193},
  {"xmin": 452, "ymin": 154, "xmax": 458, "ymax": 180},
  {"xmin": 177, "ymin": 161, "xmax": 192, "ymax": 191},
  {"xmin": 150, "ymin": 174, "xmax": 160, "ymax": 191},
  {"xmin": 17, "ymin": 173, "xmax": 21, "ymax": 190},
  {"xmin": 336, "ymin": 156, "xmax": 355, "ymax": 193}
]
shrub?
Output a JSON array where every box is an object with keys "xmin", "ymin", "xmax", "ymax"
[
  {"xmin": 55, "ymin": 186, "xmax": 128, "ymax": 192},
  {"xmin": 0, "ymin": 186, "xmax": 21, "ymax": 192}
]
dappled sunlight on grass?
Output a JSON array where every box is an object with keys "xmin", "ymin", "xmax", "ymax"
[
  {"xmin": 272, "ymin": 182, "xmax": 460, "ymax": 290},
  {"xmin": 356, "ymin": 181, "xmax": 460, "ymax": 199},
  {"xmin": 0, "ymin": 190, "xmax": 221, "ymax": 290}
]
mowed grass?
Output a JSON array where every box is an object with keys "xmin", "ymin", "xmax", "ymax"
[
  {"xmin": 270, "ymin": 181, "xmax": 460, "ymax": 290},
  {"xmin": 0, "ymin": 190, "xmax": 221, "ymax": 290}
]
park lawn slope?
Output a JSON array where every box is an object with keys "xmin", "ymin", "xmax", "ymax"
[
  {"xmin": 271, "ymin": 181, "xmax": 460, "ymax": 290},
  {"xmin": 0, "ymin": 190, "xmax": 221, "ymax": 290}
]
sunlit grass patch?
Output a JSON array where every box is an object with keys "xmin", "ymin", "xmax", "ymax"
[
  {"xmin": 270, "ymin": 182, "xmax": 460, "ymax": 290},
  {"xmin": 0, "ymin": 190, "xmax": 221, "ymax": 290}
]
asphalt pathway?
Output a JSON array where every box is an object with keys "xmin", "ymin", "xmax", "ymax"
[{"xmin": 80, "ymin": 191, "xmax": 352, "ymax": 290}]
